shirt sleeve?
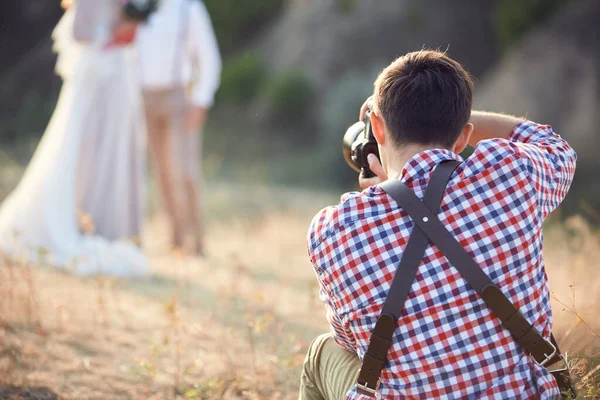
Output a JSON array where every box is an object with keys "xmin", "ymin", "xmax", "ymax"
[
  {"xmin": 188, "ymin": 1, "xmax": 222, "ymax": 108},
  {"xmin": 506, "ymin": 121, "xmax": 577, "ymax": 219},
  {"xmin": 320, "ymin": 286, "xmax": 358, "ymax": 352},
  {"xmin": 308, "ymin": 207, "xmax": 358, "ymax": 353}
]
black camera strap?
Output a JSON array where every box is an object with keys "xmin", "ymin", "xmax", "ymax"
[
  {"xmin": 356, "ymin": 160, "xmax": 571, "ymax": 397},
  {"xmin": 355, "ymin": 160, "xmax": 460, "ymax": 396}
]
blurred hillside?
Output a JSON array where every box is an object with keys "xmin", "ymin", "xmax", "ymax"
[
  {"xmin": 475, "ymin": 0, "xmax": 600, "ymax": 219},
  {"xmin": 240, "ymin": 0, "xmax": 501, "ymax": 188},
  {"xmin": 0, "ymin": 0, "xmax": 595, "ymax": 219},
  {"xmin": 254, "ymin": 0, "xmax": 499, "ymax": 91},
  {"xmin": 0, "ymin": 1, "xmax": 64, "ymax": 150}
]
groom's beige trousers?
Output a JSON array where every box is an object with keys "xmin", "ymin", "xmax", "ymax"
[{"xmin": 142, "ymin": 87, "xmax": 202, "ymax": 240}]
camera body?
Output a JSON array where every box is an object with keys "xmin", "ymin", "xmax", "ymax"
[{"xmin": 342, "ymin": 110, "xmax": 381, "ymax": 178}]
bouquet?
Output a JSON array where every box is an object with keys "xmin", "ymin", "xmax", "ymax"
[
  {"xmin": 121, "ymin": 0, "xmax": 160, "ymax": 23},
  {"xmin": 107, "ymin": 0, "xmax": 159, "ymax": 47}
]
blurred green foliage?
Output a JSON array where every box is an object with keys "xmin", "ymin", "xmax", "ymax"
[
  {"xmin": 263, "ymin": 71, "xmax": 314, "ymax": 123},
  {"xmin": 317, "ymin": 67, "xmax": 378, "ymax": 185},
  {"xmin": 336, "ymin": 0, "xmax": 357, "ymax": 14},
  {"xmin": 0, "ymin": 85, "xmax": 58, "ymax": 148},
  {"xmin": 217, "ymin": 52, "xmax": 266, "ymax": 105},
  {"xmin": 404, "ymin": 5, "xmax": 426, "ymax": 31},
  {"xmin": 203, "ymin": 0, "xmax": 285, "ymax": 54},
  {"xmin": 493, "ymin": 0, "xmax": 567, "ymax": 50}
]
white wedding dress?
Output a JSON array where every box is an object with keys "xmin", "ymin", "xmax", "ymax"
[{"xmin": 0, "ymin": 1, "xmax": 149, "ymax": 277}]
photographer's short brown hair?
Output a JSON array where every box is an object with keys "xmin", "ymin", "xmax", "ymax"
[{"xmin": 373, "ymin": 50, "xmax": 473, "ymax": 149}]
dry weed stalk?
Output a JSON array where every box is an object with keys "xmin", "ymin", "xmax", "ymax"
[
  {"xmin": 0, "ymin": 246, "xmax": 43, "ymax": 330},
  {"xmin": 0, "ymin": 252, "xmax": 12, "ymax": 329},
  {"xmin": 552, "ymin": 293, "xmax": 600, "ymax": 339},
  {"xmin": 583, "ymin": 364, "xmax": 600, "ymax": 384},
  {"xmin": 22, "ymin": 260, "xmax": 41, "ymax": 327},
  {"xmin": 246, "ymin": 318, "xmax": 258, "ymax": 379},
  {"xmin": 173, "ymin": 302, "xmax": 182, "ymax": 398},
  {"xmin": 106, "ymin": 278, "xmax": 130, "ymax": 329},
  {"xmin": 95, "ymin": 275, "xmax": 110, "ymax": 330},
  {"xmin": 166, "ymin": 249, "xmax": 188, "ymax": 397},
  {"xmin": 2, "ymin": 253, "xmax": 16, "ymax": 325}
]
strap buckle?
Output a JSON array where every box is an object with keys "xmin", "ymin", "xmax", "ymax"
[
  {"xmin": 534, "ymin": 340, "xmax": 558, "ymax": 367},
  {"xmin": 355, "ymin": 377, "xmax": 380, "ymax": 397},
  {"xmin": 547, "ymin": 354, "xmax": 569, "ymax": 373}
]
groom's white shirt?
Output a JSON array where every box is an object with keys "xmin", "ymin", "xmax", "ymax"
[{"xmin": 136, "ymin": 0, "xmax": 222, "ymax": 107}]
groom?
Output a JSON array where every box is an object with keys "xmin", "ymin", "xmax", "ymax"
[{"xmin": 137, "ymin": 0, "xmax": 221, "ymax": 254}]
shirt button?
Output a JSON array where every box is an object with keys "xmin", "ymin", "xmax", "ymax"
[{"xmin": 423, "ymin": 217, "xmax": 429, "ymax": 222}]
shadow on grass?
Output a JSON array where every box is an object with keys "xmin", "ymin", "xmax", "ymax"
[
  {"xmin": 0, "ymin": 385, "xmax": 59, "ymax": 400},
  {"xmin": 118, "ymin": 273, "xmax": 323, "ymax": 344}
]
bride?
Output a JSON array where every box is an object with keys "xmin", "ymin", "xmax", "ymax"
[{"xmin": 0, "ymin": 0, "xmax": 149, "ymax": 277}]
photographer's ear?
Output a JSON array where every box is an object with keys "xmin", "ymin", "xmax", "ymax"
[
  {"xmin": 453, "ymin": 123, "xmax": 474, "ymax": 154},
  {"xmin": 371, "ymin": 111, "xmax": 386, "ymax": 146}
]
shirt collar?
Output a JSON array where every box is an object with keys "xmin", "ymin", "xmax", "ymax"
[{"xmin": 399, "ymin": 148, "xmax": 463, "ymax": 183}]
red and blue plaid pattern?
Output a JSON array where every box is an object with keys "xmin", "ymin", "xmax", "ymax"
[{"xmin": 308, "ymin": 121, "xmax": 576, "ymax": 399}]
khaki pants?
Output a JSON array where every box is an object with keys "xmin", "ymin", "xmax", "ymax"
[
  {"xmin": 143, "ymin": 87, "xmax": 201, "ymax": 181},
  {"xmin": 299, "ymin": 333, "xmax": 362, "ymax": 400},
  {"xmin": 142, "ymin": 87, "xmax": 203, "ymax": 246}
]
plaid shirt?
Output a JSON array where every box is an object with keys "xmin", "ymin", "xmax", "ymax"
[{"xmin": 308, "ymin": 121, "xmax": 576, "ymax": 399}]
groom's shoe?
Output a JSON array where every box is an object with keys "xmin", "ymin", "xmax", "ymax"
[
  {"xmin": 194, "ymin": 237, "xmax": 206, "ymax": 258},
  {"xmin": 171, "ymin": 230, "xmax": 184, "ymax": 249},
  {"xmin": 130, "ymin": 236, "xmax": 142, "ymax": 247}
]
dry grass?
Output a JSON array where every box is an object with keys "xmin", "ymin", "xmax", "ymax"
[
  {"xmin": 0, "ymin": 185, "xmax": 599, "ymax": 399},
  {"xmin": 543, "ymin": 216, "xmax": 600, "ymax": 398},
  {"xmin": 0, "ymin": 185, "xmax": 333, "ymax": 399}
]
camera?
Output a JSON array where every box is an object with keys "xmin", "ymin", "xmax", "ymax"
[{"xmin": 342, "ymin": 110, "xmax": 381, "ymax": 178}]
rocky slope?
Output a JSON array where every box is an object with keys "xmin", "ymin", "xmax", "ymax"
[
  {"xmin": 256, "ymin": 0, "xmax": 499, "ymax": 89},
  {"xmin": 475, "ymin": 0, "xmax": 600, "ymax": 216}
]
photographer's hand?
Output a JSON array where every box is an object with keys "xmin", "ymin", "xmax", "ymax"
[{"xmin": 359, "ymin": 154, "xmax": 388, "ymax": 189}]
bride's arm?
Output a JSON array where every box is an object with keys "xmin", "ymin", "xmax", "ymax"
[
  {"xmin": 73, "ymin": 0, "xmax": 138, "ymax": 46},
  {"xmin": 72, "ymin": 0, "xmax": 111, "ymax": 44},
  {"xmin": 72, "ymin": 0, "xmax": 95, "ymax": 42}
]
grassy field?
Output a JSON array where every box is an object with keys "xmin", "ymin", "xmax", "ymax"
[{"xmin": 0, "ymin": 183, "xmax": 599, "ymax": 399}]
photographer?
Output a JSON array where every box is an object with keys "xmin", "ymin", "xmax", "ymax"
[{"xmin": 301, "ymin": 50, "xmax": 576, "ymax": 399}]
